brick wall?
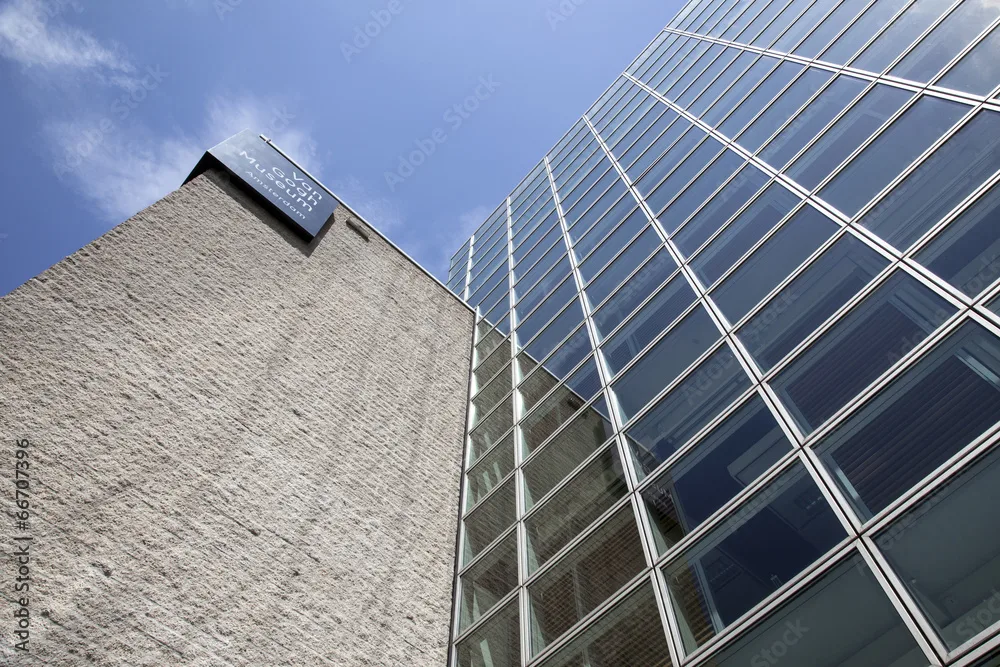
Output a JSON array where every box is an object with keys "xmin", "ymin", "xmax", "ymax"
[{"xmin": 0, "ymin": 170, "xmax": 474, "ymax": 666}]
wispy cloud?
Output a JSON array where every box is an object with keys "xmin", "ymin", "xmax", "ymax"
[
  {"xmin": 0, "ymin": 0, "xmax": 132, "ymax": 73},
  {"xmin": 43, "ymin": 95, "xmax": 323, "ymax": 223}
]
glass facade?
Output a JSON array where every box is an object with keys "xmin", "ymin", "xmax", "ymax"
[{"xmin": 447, "ymin": 0, "xmax": 1000, "ymax": 664}]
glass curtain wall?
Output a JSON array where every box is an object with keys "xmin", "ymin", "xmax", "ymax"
[{"xmin": 449, "ymin": 0, "xmax": 1000, "ymax": 664}]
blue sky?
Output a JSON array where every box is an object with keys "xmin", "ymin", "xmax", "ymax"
[{"xmin": 0, "ymin": 0, "xmax": 679, "ymax": 294}]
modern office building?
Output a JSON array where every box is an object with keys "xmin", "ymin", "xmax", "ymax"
[{"xmin": 446, "ymin": 0, "xmax": 1000, "ymax": 665}]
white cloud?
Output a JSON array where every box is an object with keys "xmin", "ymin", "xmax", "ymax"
[
  {"xmin": 0, "ymin": 0, "xmax": 133, "ymax": 73},
  {"xmin": 44, "ymin": 95, "xmax": 324, "ymax": 224}
]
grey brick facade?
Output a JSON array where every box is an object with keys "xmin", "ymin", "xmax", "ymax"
[{"xmin": 0, "ymin": 169, "xmax": 474, "ymax": 666}]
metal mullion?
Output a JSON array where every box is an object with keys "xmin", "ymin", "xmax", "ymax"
[
  {"xmin": 594, "ymin": 83, "xmax": 645, "ymax": 135},
  {"xmin": 930, "ymin": 14, "xmax": 1000, "ymax": 100},
  {"xmin": 468, "ymin": 399, "xmax": 514, "ymax": 450},
  {"xmin": 468, "ymin": 261, "xmax": 509, "ymax": 308},
  {"xmin": 646, "ymin": 137, "xmax": 740, "ymax": 227},
  {"xmin": 471, "ymin": 361, "xmax": 513, "ymax": 403},
  {"xmin": 624, "ymin": 114, "xmax": 705, "ymax": 191},
  {"xmin": 629, "ymin": 30, "xmax": 672, "ymax": 78},
  {"xmin": 587, "ymin": 79, "xmax": 632, "ymax": 131},
  {"xmin": 558, "ymin": 164, "xmax": 617, "ymax": 219},
  {"xmin": 737, "ymin": 0, "xmax": 798, "ymax": 47},
  {"xmin": 548, "ymin": 123, "xmax": 589, "ymax": 171},
  {"xmin": 663, "ymin": 42, "xmax": 726, "ymax": 102},
  {"xmin": 841, "ymin": 0, "xmax": 929, "ymax": 74},
  {"xmin": 512, "ymin": 206, "xmax": 558, "ymax": 253},
  {"xmin": 520, "ymin": 434, "xmax": 616, "ymax": 505},
  {"xmin": 553, "ymin": 148, "xmax": 607, "ymax": 206},
  {"xmin": 472, "ymin": 324, "xmax": 511, "ymax": 371},
  {"xmin": 511, "ymin": 165, "xmax": 546, "ymax": 206},
  {"xmin": 616, "ymin": 103, "xmax": 685, "ymax": 173},
  {"xmin": 730, "ymin": 0, "xmax": 787, "ymax": 45},
  {"xmin": 754, "ymin": 0, "xmax": 823, "ymax": 51},
  {"xmin": 514, "ymin": 319, "xmax": 588, "ymax": 395},
  {"xmin": 644, "ymin": 36, "xmax": 704, "ymax": 92},
  {"xmin": 524, "ymin": 571, "xmax": 653, "ymax": 667},
  {"xmin": 469, "ymin": 240, "xmax": 508, "ymax": 287},
  {"xmin": 682, "ymin": 538, "xmax": 859, "ymax": 667},
  {"xmin": 512, "ymin": 321, "xmax": 589, "ymax": 388},
  {"xmin": 551, "ymin": 139, "xmax": 602, "ymax": 188},
  {"xmin": 857, "ymin": 535, "xmax": 948, "ymax": 665},
  {"xmin": 953, "ymin": 634, "xmax": 1000, "ymax": 667},
  {"xmin": 582, "ymin": 219, "xmax": 662, "ymax": 296},
  {"xmin": 512, "ymin": 278, "xmax": 577, "ymax": 348},
  {"xmin": 515, "ymin": 352, "xmax": 598, "ymax": 423},
  {"xmin": 599, "ymin": 90, "xmax": 660, "ymax": 150},
  {"xmin": 684, "ymin": 0, "xmax": 728, "ymax": 34},
  {"xmin": 459, "ymin": 517, "xmax": 517, "ymax": 578},
  {"xmin": 694, "ymin": 0, "xmax": 737, "ymax": 36},
  {"xmin": 632, "ymin": 33, "xmax": 686, "ymax": 88},
  {"xmin": 512, "ymin": 236, "xmax": 565, "ymax": 291},
  {"xmin": 799, "ymin": 0, "xmax": 883, "ymax": 66},
  {"xmin": 634, "ymin": 130, "xmax": 718, "ymax": 206},
  {"xmin": 702, "ymin": 0, "xmax": 752, "ymax": 37},
  {"xmin": 513, "ymin": 185, "xmax": 555, "ymax": 229}
]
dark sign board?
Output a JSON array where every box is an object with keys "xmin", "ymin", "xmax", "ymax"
[{"xmin": 185, "ymin": 130, "xmax": 337, "ymax": 240}]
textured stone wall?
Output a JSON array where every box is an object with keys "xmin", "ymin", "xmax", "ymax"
[{"xmin": 0, "ymin": 170, "xmax": 474, "ymax": 666}]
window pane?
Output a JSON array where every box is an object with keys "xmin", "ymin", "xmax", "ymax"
[
  {"xmin": 516, "ymin": 262, "xmax": 572, "ymax": 323},
  {"xmin": 658, "ymin": 151, "xmax": 746, "ymax": 235},
  {"xmin": 472, "ymin": 364, "xmax": 512, "ymax": 426},
  {"xmin": 523, "ymin": 392, "xmax": 611, "ymax": 455},
  {"xmin": 916, "ymin": 181, "xmax": 1000, "ymax": 298},
  {"xmin": 518, "ymin": 350, "xmax": 594, "ymax": 417},
  {"xmin": 753, "ymin": 0, "xmax": 811, "ymax": 47},
  {"xmin": 642, "ymin": 395, "xmax": 792, "ymax": 553},
  {"xmin": 876, "ymin": 445, "xmax": 1000, "ymax": 650},
  {"xmin": 513, "ymin": 215, "xmax": 559, "ymax": 267},
  {"xmin": 773, "ymin": 0, "xmax": 839, "ymax": 52},
  {"xmin": 793, "ymin": 0, "xmax": 869, "ymax": 58},
  {"xmin": 759, "ymin": 74, "xmax": 869, "ymax": 171},
  {"xmin": 624, "ymin": 114, "xmax": 689, "ymax": 180},
  {"xmin": 774, "ymin": 271, "xmax": 955, "ymax": 434},
  {"xmin": 467, "ymin": 435, "xmax": 515, "ymax": 510},
  {"xmin": 522, "ymin": 300, "xmax": 586, "ymax": 367},
  {"xmin": 712, "ymin": 205, "xmax": 838, "ymax": 324},
  {"xmin": 523, "ymin": 415, "xmax": 613, "ymax": 509},
  {"xmin": 719, "ymin": 61, "xmax": 804, "ymax": 139},
  {"xmin": 613, "ymin": 106, "xmax": 673, "ymax": 163},
  {"xmin": 678, "ymin": 47, "xmax": 743, "ymax": 109},
  {"xmin": 514, "ymin": 232, "xmax": 563, "ymax": 285},
  {"xmin": 517, "ymin": 275, "xmax": 576, "ymax": 340},
  {"xmin": 593, "ymin": 250, "xmax": 681, "ymax": 341},
  {"xmin": 535, "ymin": 584, "xmax": 673, "ymax": 667},
  {"xmin": 819, "ymin": 95, "xmax": 968, "ymax": 217},
  {"xmin": 891, "ymin": 0, "xmax": 1000, "ymax": 83},
  {"xmin": 517, "ymin": 325, "xmax": 590, "ymax": 392},
  {"xmin": 817, "ymin": 320, "xmax": 1000, "ymax": 520},
  {"xmin": 627, "ymin": 345, "xmax": 753, "ymax": 478},
  {"xmin": 460, "ymin": 533, "xmax": 518, "ymax": 632},
  {"xmin": 938, "ymin": 24, "xmax": 1000, "ymax": 96},
  {"xmin": 787, "ymin": 84, "xmax": 914, "ymax": 191},
  {"xmin": 706, "ymin": 556, "xmax": 928, "ymax": 667},
  {"xmin": 636, "ymin": 129, "xmax": 714, "ymax": 198},
  {"xmin": 858, "ymin": 109, "xmax": 1000, "ymax": 251},
  {"xmin": 852, "ymin": 0, "xmax": 956, "ymax": 73},
  {"xmin": 586, "ymin": 227, "xmax": 662, "ymax": 308},
  {"xmin": 690, "ymin": 51, "xmax": 759, "ymax": 117},
  {"xmin": 578, "ymin": 209, "xmax": 647, "ymax": 282},
  {"xmin": 820, "ymin": 0, "xmax": 908, "ymax": 66},
  {"xmin": 528, "ymin": 507, "xmax": 647, "ymax": 655},
  {"xmin": 704, "ymin": 55, "xmax": 781, "ymax": 127},
  {"xmin": 691, "ymin": 182, "xmax": 801, "ymax": 287},
  {"xmin": 571, "ymin": 190, "xmax": 638, "ymax": 251},
  {"xmin": 739, "ymin": 233, "xmax": 889, "ymax": 371},
  {"xmin": 469, "ymin": 395, "xmax": 514, "ymax": 468},
  {"xmin": 674, "ymin": 164, "xmax": 770, "ymax": 258},
  {"xmin": 464, "ymin": 477, "xmax": 516, "ymax": 563},
  {"xmin": 664, "ymin": 463, "xmax": 846, "ymax": 654},
  {"xmin": 737, "ymin": 67, "xmax": 835, "ymax": 153},
  {"xmin": 611, "ymin": 306, "xmax": 719, "ymax": 410},
  {"xmin": 525, "ymin": 448, "xmax": 628, "ymax": 573},
  {"xmin": 456, "ymin": 600, "xmax": 520, "ymax": 667}
]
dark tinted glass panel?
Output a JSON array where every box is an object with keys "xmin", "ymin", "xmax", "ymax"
[
  {"xmin": 706, "ymin": 556, "xmax": 928, "ymax": 667},
  {"xmin": 678, "ymin": 47, "xmax": 743, "ymax": 109},
  {"xmin": 517, "ymin": 276, "xmax": 576, "ymax": 341},
  {"xmin": 627, "ymin": 345, "xmax": 753, "ymax": 479},
  {"xmin": 518, "ymin": 325, "xmax": 589, "ymax": 388},
  {"xmin": 658, "ymin": 150, "xmax": 746, "ymax": 234},
  {"xmin": 516, "ymin": 262, "xmax": 572, "ymax": 322},
  {"xmin": 642, "ymin": 396, "xmax": 792, "ymax": 552},
  {"xmin": 586, "ymin": 228, "xmax": 662, "ymax": 308},
  {"xmin": 719, "ymin": 61, "xmax": 804, "ymax": 139},
  {"xmin": 571, "ymin": 191, "xmax": 638, "ymax": 251},
  {"xmin": 739, "ymin": 233, "xmax": 889, "ymax": 371},
  {"xmin": 704, "ymin": 56, "xmax": 781, "ymax": 127},
  {"xmin": 523, "ymin": 392, "xmax": 611, "ymax": 456},
  {"xmin": 525, "ymin": 448, "xmax": 628, "ymax": 573},
  {"xmin": 737, "ymin": 67, "xmax": 834, "ymax": 153},
  {"xmin": 787, "ymin": 84, "xmax": 914, "ymax": 191},
  {"xmin": 712, "ymin": 205, "xmax": 838, "ymax": 324},
  {"xmin": 528, "ymin": 507, "xmax": 647, "ymax": 655},
  {"xmin": 674, "ymin": 164, "xmax": 769, "ymax": 257},
  {"xmin": 774, "ymin": 271, "xmax": 955, "ymax": 434},
  {"xmin": 759, "ymin": 75, "xmax": 869, "ymax": 170},
  {"xmin": 691, "ymin": 51, "xmax": 759, "ymax": 117},
  {"xmin": 664, "ymin": 463, "xmax": 846, "ymax": 653},
  {"xmin": 638, "ymin": 131, "xmax": 718, "ymax": 201},
  {"xmin": 628, "ymin": 118, "xmax": 697, "ymax": 184},
  {"xmin": 691, "ymin": 182, "xmax": 801, "ymax": 287},
  {"xmin": 917, "ymin": 181, "xmax": 1000, "ymax": 297},
  {"xmin": 522, "ymin": 300, "xmax": 586, "ymax": 369},
  {"xmin": 876, "ymin": 445, "xmax": 1000, "ymax": 650},
  {"xmin": 592, "ymin": 250, "xmax": 680, "ymax": 341},
  {"xmin": 611, "ymin": 305, "xmax": 718, "ymax": 403},
  {"xmin": 858, "ymin": 110, "xmax": 1000, "ymax": 251},
  {"xmin": 578, "ymin": 209, "xmax": 647, "ymax": 281},
  {"xmin": 819, "ymin": 95, "xmax": 968, "ymax": 217},
  {"xmin": 817, "ymin": 320, "xmax": 1000, "ymax": 520}
]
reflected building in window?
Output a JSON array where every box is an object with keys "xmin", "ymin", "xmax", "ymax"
[{"xmin": 446, "ymin": 0, "xmax": 1000, "ymax": 665}]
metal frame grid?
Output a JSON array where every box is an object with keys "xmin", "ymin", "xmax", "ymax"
[{"xmin": 448, "ymin": 0, "xmax": 1000, "ymax": 664}]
